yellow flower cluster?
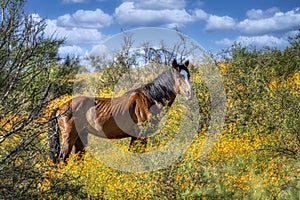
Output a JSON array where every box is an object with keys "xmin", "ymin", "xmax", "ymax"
[
  {"xmin": 217, "ymin": 62, "xmax": 229, "ymax": 73},
  {"xmin": 39, "ymin": 67, "xmax": 299, "ymax": 199},
  {"xmin": 269, "ymin": 70, "xmax": 299, "ymax": 95}
]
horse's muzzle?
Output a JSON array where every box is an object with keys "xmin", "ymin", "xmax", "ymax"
[{"xmin": 185, "ymin": 89, "xmax": 194, "ymax": 100}]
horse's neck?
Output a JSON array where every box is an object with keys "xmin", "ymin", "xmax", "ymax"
[
  {"xmin": 142, "ymin": 86, "xmax": 176, "ymax": 106},
  {"xmin": 144, "ymin": 87, "xmax": 176, "ymax": 107},
  {"xmin": 166, "ymin": 93, "xmax": 176, "ymax": 107}
]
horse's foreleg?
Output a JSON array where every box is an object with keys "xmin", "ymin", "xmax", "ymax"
[
  {"xmin": 140, "ymin": 138, "xmax": 147, "ymax": 152},
  {"xmin": 78, "ymin": 130, "xmax": 88, "ymax": 146},
  {"xmin": 74, "ymin": 130, "xmax": 87, "ymax": 156},
  {"xmin": 74, "ymin": 138, "xmax": 85, "ymax": 161},
  {"xmin": 129, "ymin": 137, "xmax": 138, "ymax": 151}
]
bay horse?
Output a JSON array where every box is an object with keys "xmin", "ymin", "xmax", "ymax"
[{"xmin": 48, "ymin": 59, "xmax": 193, "ymax": 163}]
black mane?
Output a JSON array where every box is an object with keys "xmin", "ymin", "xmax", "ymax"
[{"xmin": 142, "ymin": 68, "xmax": 176, "ymax": 105}]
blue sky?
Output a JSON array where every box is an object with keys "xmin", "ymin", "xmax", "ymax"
[{"xmin": 25, "ymin": 0, "xmax": 300, "ymax": 57}]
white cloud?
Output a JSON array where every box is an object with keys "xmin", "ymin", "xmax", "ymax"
[
  {"xmin": 211, "ymin": 7, "xmax": 299, "ymax": 49},
  {"xmin": 246, "ymin": 7, "xmax": 280, "ymax": 20},
  {"xmin": 57, "ymin": 9, "xmax": 113, "ymax": 29},
  {"xmin": 215, "ymin": 38, "xmax": 233, "ymax": 46},
  {"xmin": 205, "ymin": 15, "xmax": 236, "ymax": 31},
  {"xmin": 44, "ymin": 17, "xmax": 104, "ymax": 45},
  {"xmin": 133, "ymin": 0, "xmax": 186, "ymax": 10},
  {"xmin": 58, "ymin": 45, "xmax": 86, "ymax": 56},
  {"xmin": 90, "ymin": 44, "xmax": 107, "ymax": 56},
  {"xmin": 193, "ymin": 0, "xmax": 204, "ymax": 7},
  {"xmin": 193, "ymin": 9, "xmax": 209, "ymax": 20},
  {"xmin": 38, "ymin": 9, "xmax": 111, "ymax": 53},
  {"xmin": 216, "ymin": 35, "xmax": 289, "ymax": 48},
  {"xmin": 32, "ymin": 3, "xmax": 299, "ymax": 55},
  {"xmin": 65, "ymin": 28, "xmax": 104, "ymax": 45},
  {"xmin": 201, "ymin": 7, "xmax": 300, "ymax": 35},
  {"xmin": 31, "ymin": 13, "xmax": 108, "ymax": 57},
  {"xmin": 114, "ymin": 1, "xmax": 207, "ymax": 28},
  {"xmin": 62, "ymin": 0, "xmax": 88, "ymax": 3},
  {"xmin": 238, "ymin": 8, "xmax": 300, "ymax": 35},
  {"xmin": 114, "ymin": 2, "xmax": 197, "ymax": 27},
  {"xmin": 284, "ymin": 30, "xmax": 300, "ymax": 38}
]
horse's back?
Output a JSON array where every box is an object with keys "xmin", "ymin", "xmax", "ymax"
[
  {"xmin": 56, "ymin": 96, "xmax": 95, "ymax": 117},
  {"xmin": 86, "ymin": 93, "xmax": 135, "ymax": 138},
  {"xmin": 84, "ymin": 90, "xmax": 153, "ymax": 139},
  {"xmin": 55, "ymin": 90, "xmax": 154, "ymax": 139}
]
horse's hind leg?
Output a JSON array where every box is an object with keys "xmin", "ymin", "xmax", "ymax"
[
  {"xmin": 74, "ymin": 138, "xmax": 85, "ymax": 153},
  {"xmin": 59, "ymin": 119, "xmax": 78, "ymax": 162}
]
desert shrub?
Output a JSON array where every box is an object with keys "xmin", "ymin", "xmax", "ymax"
[
  {"xmin": 42, "ymin": 34, "xmax": 299, "ymax": 199},
  {"xmin": 1, "ymin": 1, "xmax": 299, "ymax": 197},
  {"xmin": 0, "ymin": 0, "xmax": 77, "ymax": 198}
]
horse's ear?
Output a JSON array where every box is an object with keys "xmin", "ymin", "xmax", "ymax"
[
  {"xmin": 172, "ymin": 59, "xmax": 179, "ymax": 70},
  {"xmin": 184, "ymin": 60, "xmax": 189, "ymax": 67}
]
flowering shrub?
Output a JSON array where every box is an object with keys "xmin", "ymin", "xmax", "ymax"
[
  {"xmin": 40, "ymin": 47, "xmax": 299, "ymax": 199},
  {"xmin": 2, "ymin": 36, "xmax": 299, "ymax": 199}
]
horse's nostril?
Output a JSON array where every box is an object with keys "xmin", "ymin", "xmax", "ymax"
[
  {"xmin": 188, "ymin": 90, "xmax": 194, "ymax": 99},
  {"xmin": 184, "ymin": 90, "xmax": 193, "ymax": 100}
]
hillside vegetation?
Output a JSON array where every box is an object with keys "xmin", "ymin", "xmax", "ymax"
[
  {"xmin": 0, "ymin": 1, "xmax": 299, "ymax": 199},
  {"xmin": 42, "ymin": 42, "xmax": 299, "ymax": 199}
]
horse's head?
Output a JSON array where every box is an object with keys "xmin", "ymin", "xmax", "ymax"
[{"xmin": 172, "ymin": 59, "xmax": 194, "ymax": 100}]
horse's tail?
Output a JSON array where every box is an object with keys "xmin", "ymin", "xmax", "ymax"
[{"xmin": 48, "ymin": 108, "xmax": 60, "ymax": 164}]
